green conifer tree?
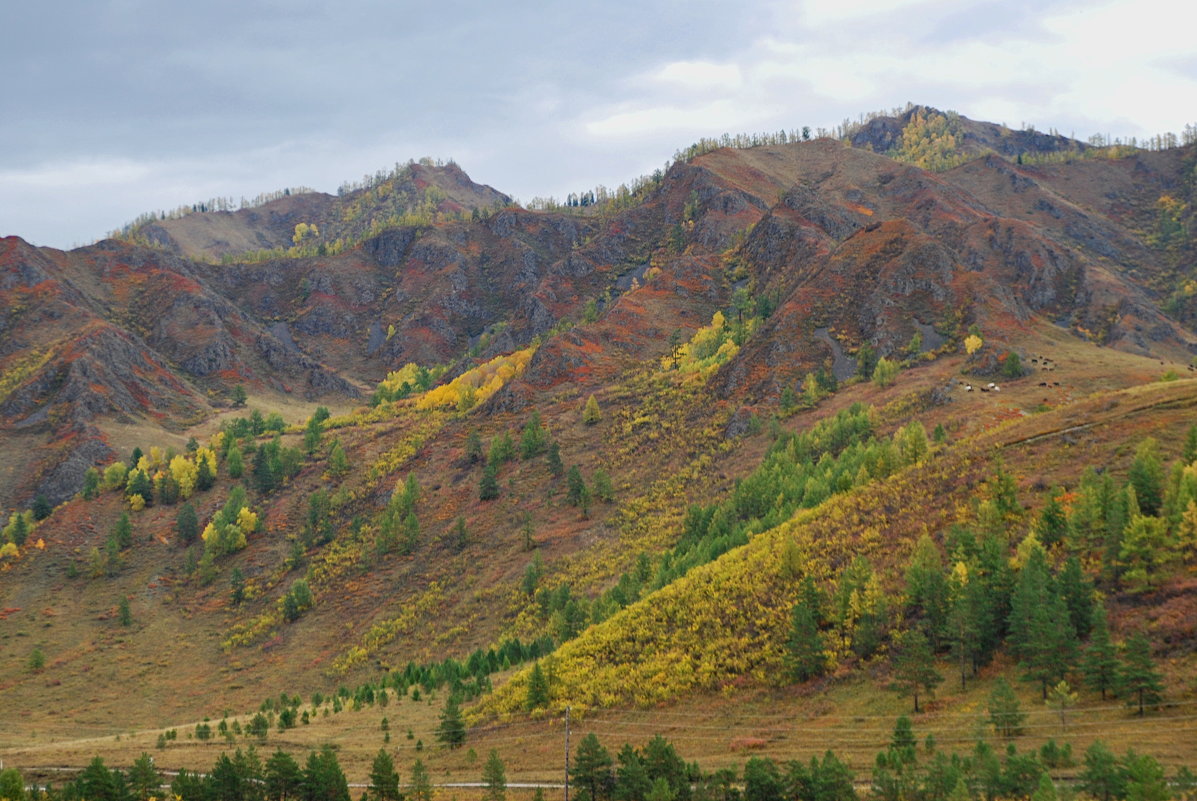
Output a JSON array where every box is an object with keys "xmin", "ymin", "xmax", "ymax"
[
  {"xmin": 1079, "ymin": 742, "xmax": 1125, "ymax": 801},
  {"xmin": 547, "ymin": 442, "xmax": 564, "ymax": 477},
  {"xmin": 785, "ymin": 577, "xmax": 827, "ymax": 682},
  {"xmin": 891, "ymin": 628, "xmax": 942, "ymax": 713},
  {"xmin": 436, "ymin": 695, "xmax": 466, "ymax": 748},
  {"xmin": 987, "ymin": 677, "xmax": 1025, "ymax": 739},
  {"xmin": 572, "ymin": 733, "xmax": 614, "ymax": 801},
  {"xmin": 525, "ymin": 661, "xmax": 550, "ymax": 711},
  {"xmin": 1082, "ymin": 605, "xmax": 1121, "ymax": 701},
  {"xmin": 368, "ymin": 749, "xmax": 400, "ymax": 801},
  {"xmin": 480, "ymin": 464, "xmax": 500, "ymax": 501},
  {"xmin": 482, "ymin": 750, "xmax": 506, "ymax": 801},
  {"xmin": 408, "ymin": 759, "xmax": 433, "ymax": 801},
  {"xmin": 1120, "ymin": 633, "xmax": 1164, "ymax": 715}
]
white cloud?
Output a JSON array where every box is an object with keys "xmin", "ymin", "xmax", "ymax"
[{"xmin": 653, "ymin": 60, "xmax": 743, "ymax": 92}]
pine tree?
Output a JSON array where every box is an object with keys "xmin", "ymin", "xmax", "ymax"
[
  {"xmin": 436, "ymin": 695, "xmax": 466, "ymax": 748},
  {"xmin": 856, "ymin": 344, "xmax": 878, "ymax": 380},
  {"xmin": 368, "ymin": 749, "xmax": 400, "ymax": 801},
  {"xmin": 1056, "ymin": 556, "xmax": 1095, "ymax": 638},
  {"xmin": 265, "ymin": 749, "xmax": 303, "ymax": 801},
  {"xmin": 1120, "ymin": 633, "xmax": 1164, "ymax": 715},
  {"xmin": 1123, "ymin": 751, "xmax": 1169, "ymax": 801},
  {"xmin": 128, "ymin": 753, "xmax": 161, "ymax": 801},
  {"xmin": 1008, "ymin": 544, "xmax": 1052, "ymax": 660},
  {"xmin": 614, "ymin": 744, "xmax": 651, "ymax": 801},
  {"xmin": 784, "ymin": 577, "xmax": 827, "ymax": 682},
  {"xmin": 303, "ymin": 415, "xmax": 324, "ymax": 456},
  {"xmin": 112, "ymin": 512, "xmax": 133, "ymax": 549},
  {"xmin": 1128, "ymin": 438, "xmax": 1164, "ymax": 516},
  {"xmin": 1079, "ymin": 742, "xmax": 1125, "ymax": 801},
  {"xmin": 572, "ymin": 733, "xmax": 614, "ymax": 801},
  {"xmin": 520, "ymin": 411, "xmax": 547, "ymax": 459},
  {"xmin": 891, "ymin": 628, "xmax": 942, "ymax": 713},
  {"xmin": 488, "ymin": 432, "xmax": 515, "ymax": 466},
  {"xmin": 987, "ymin": 677, "xmax": 1025, "ymax": 739},
  {"xmin": 230, "ymin": 567, "xmax": 246, "ymax": 605},
  {"xmin": 1030, "ymin": 773, "xmax": 1057, "ymax": 801},
  {"xmin": 482, "ymin": 750, "xmax": 506, "ymax": 801},
  {"xmin": 126, "ymin": 469, "xmax": 154, "ymax": 506},
  {"xmin": 947, "ymin": 568, "xmax": 982, "ymax": 689},
  {"xmin": 525, "ymin": 661, "xmax": 550, "ymax": 711},
  {"xmin": 904, "ymin": 534, "xmax": 951, "ymax": 647},
  {"xmin": 646, "ymin": 777, "xmax": 675, "ymax": 801},
  {"xmin": 1082, "ymin": 605, "xmax": 1121, "ymax": 700},
  {"xmin": 1036, "ymin": 490, "xmax": 1070, "ymax": 548},
  {"xmin": 78, "ymin": 757, "xmax": 117, "ymax": 801},
  {"xmin": 1184, "ymin": 425, "xmax": 1197, "ymax": 464},
  {"xmin": 466, "ymin": 429, "xmax": 483, "ymax": 463},
  {"xmin": 547, "ymin": 442, "xmax": 564, "ymax": 477},
  {"xmin": 1021, "ymin": 590, "xmax": 1078, "ymax": 699},
  {"xmin": 408, "ymin": 759, "xmax": 433, "ymax": 801},
  {"xmin": 302, "ymin": 746, "xmax": 349, "ymax": 801},
  {"xmin": 32, "ymin": 494, "xmax": 52, "ymax": 521},
  {"xmin": 479, "ymin": 464, "xmax": 500, "ymax": 501},
  {"xmin": 567, "ymin": 466, "xmax": 589, "ymax": 507},
  {"xmin": 0, "ymin": 768, "xmax": 26, "ymax": 801}
]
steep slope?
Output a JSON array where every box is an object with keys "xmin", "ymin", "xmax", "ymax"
[
  {"xmin": 691, "ymin": 140, "xmax": 1194, "ymax": 401},
  {"xmin": 0, "ymin": 236, "xmax": 359, "ymax": 507}
]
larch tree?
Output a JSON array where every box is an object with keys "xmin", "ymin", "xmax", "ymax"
[{"xmin": 582, "ymin": 394, "xmax": 602, "ymax": 425}]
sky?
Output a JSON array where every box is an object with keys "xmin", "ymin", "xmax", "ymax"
[{"xmin": 3, "ymin": 0, "xmax": 1194, "ymax": 249}]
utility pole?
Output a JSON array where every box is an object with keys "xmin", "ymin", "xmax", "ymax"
[{"xmin": 564, "ymin": 705, "xmax": 571, "ymax": 801}]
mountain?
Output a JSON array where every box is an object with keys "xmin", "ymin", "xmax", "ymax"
[
  {"xmin": 2, "ymin": 107, "xmax": 1197, "ymax": 785},
  {"xmin": 124, "ymin": 161, "xmax": 513, "ymax": 263}
]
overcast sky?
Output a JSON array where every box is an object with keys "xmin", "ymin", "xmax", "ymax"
[{"xmin": 3, "ymin": 0, "xmax": 1194, "ymax": 249}]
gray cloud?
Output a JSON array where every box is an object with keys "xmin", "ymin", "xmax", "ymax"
[{"xmin": 2, "ymin": 0, "xmax": 1193, "ymax": 249}]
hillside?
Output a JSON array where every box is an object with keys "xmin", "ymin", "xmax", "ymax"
[
  {"xmin": 3, "ymin": 107, "xmax": 1197, "ymax": 793},
  {"xmin": 122, "ymin": 161, "xmax": 513, "ymax": 264}
]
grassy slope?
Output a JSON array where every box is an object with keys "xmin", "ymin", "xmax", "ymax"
[{"xmin": 4, "ymin": 330, "xmax": 1197, "ymax": 784}]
